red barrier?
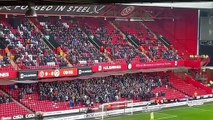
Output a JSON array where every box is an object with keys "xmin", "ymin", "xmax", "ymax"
[
  {"xmin": 92, "ymin": 61, "xmax": 187, "ymax": 73},
  {"xmin": 177, "ymin": 60, "xmax": 185, "ymax": 66},
  {"xmin": 38, "ymin": 68, "xmax": 78, "ymax": 79},
  {"xmin": 0, "ymin": 66, "xmax": 15, "ymax": 71},
  {"xmin": 184, "ymin": 60, "xmax": 201, "ymax": 69},
  {"xmin": 0, "ymin": 70, "xmax": 17, "ymax": 79},
  {"xmin": 60, "ymin": 68, "xmax": 78, "ymax": 77},
  {"xmin": 92, "ymin": 63, "xmax": 128, "ymax": 72},
  {"xmin": 0, "ymin": 60, "xmax": 198, "ymax": 80},
  {"xmin": 132, "ymin": 61, "xmax": 175, "ymax": 69}
]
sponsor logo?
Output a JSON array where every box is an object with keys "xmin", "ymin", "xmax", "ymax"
[
  {"xmin": 19, "ymin": 71, "xmax": 38, "ymax": 80},
  {"xmin": 54, "ymin": 69, "xmax": 60, "ymax": 77},
  {"xmin": 1, "ymin": 117, "xmax": 12, "ymax": 120},
  {"xmin": 38, "ymin": 68, "xmax": 77, "ymax": 78},
  {"xmin": 98, "ymin": 66, "xmax": 102, "ymax": 71},
  {"xmin": 103, "ymin": 65, "xmax": 121, "ymax": 70},
  {"xmin": 20, "ymin": 73, "xmax": 24, "ymax": 79},
  {"xmin": 175, "ymin": 61, "xmax": 178, "ymax": 66},
  {"xmin": 79, "ymin": 70, "xmax": 82, "ymax": 74},
  {"xmin": 187, "ymin": 101, "xmax": 204, "ymax": 107},
  {"xmin": 0, "ymin": 6, "xmax": 11, "ymax": 11},
  {"xmin": 39, "ymin": 71, "xmax": 45, "ymax": 78},
  {"xmin": 86, "ymin": 113, "xmax": 101, "ymax": 118},
  {"xmin": 135, "ymin": 62, "xmax": 172, "ymax": 68},
  {"xmin": 128, "ymin": 63, "xmax": 132, "ymax": 70},
  {"xmin": 0, "ymin": 5, "xmax": 106, "ymax": 15},
  {"xmin": 25, "ymin": 114, "xmax": 35, "ymax": 118},
  {"xmin": 0, "ymin": 72, "xmax": 9, "ymax": 78},
  {"xmin": 20, "ymin": 73, "xmax": 37, "ymax": 79},
  {"xmin": 13, "ymin": 115, "xmax": 24, "ymax": 120},
  {"xmin": 121, "ymin": 6, "xmax": 135, "ymax": 16},
  {"xmin": 78, "ymin": 69, "xmax": 92, "ymax": 75},
  {"xmin": 62, "ymin": 70, "xmax": 74, "ymax": 75}
]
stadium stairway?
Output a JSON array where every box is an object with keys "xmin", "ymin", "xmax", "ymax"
[
  {"xmin": 29, "ymin": 18, "xmax": 73, "ymax": 67},
  {"xmin": 74, "ymin": 19, "xmax": 113, "ymax": 63},
  {"xmin": 1, "ymin": 48, "xmax": 20, "ymax": 70},
  {"xmin": 81, "ymin": 33, "xmax": 114, "ymax": 63},
  {"xmin": 101, "ymin": 50, "xmax": 114, "ymax": 63},
  {"xmin": 140, "ymin": 22, "xmax": 180, "ymax": 58},
  {"xmin": 140, "ymin": 23, "xmax": 169, "ymax": 49},
  {"xmin": 6, "ymin": 50, "xmax": 19, "ymax": 70},
  {"xmin": 144, "ymin": 22, "xmax": 190, "ymax": 59},
  {"xmin": 32, "ymin": 17, "xmax": 113, "ymax": 66},
  {"xmin": 109, "ymin": 21, "xmax": 151, "ymax": 62},
  {"xmin": 112, "ymin": 20, "xmax": 176, "ymax": 62},
  {"xmin": 140, "ymin": 22, "xmax": 169, "ymax": 47}
]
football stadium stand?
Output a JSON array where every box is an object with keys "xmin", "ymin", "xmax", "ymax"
[{"xmin": 0, "ymin": 4, "xmax": 212, "ymax": 120}]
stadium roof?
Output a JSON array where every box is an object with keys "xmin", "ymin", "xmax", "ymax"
[
  {"xmin": 0, "ymin": 0, "xmax": 209, "ymax": 5},
  {"xmin": 121, "ymin": 2, "xmax": 213, "ymax": 9}
]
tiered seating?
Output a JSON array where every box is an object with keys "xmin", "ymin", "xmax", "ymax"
[
  {"xmin": 0, "ymin": 102, "xmax": 30, "ymax": 118},
  {"xmin": 0, "ymin": 91, "xmax": 30, "ymax": 118},
  {"xmin": 116, "ymin": 21, "xmax": 180, "ymax": 61},
  {"xmin": 78, "ymin": 18, "xmax": 148, "ymax": 63},
  {"xmin": 0, "ymin": 49, "xmax": 12, "ymax": 70},
  {"xmin": 0, "ymin": 21, "xmax": 13, "ymax": 70},
  {"xmin": 1, "ymin": 84, "xmax": 79, "ymax": 112},
  {"xmin": 144, "ymin": 22, "xmax": 189, "ymax": 58},
  {"xmin": 0, "ymin": 72, "xmax": 188, "ymax": 113},
  {"xmin": 170, "ymin": 75, "xmax": 208, "ymax": 96},
  {"xmin": 37, "ymin": 16, "xmax": 107, "ymax": 66},
  {"xmin": 0, "ymin": 15, "xmax": 67, "ymax": 69},
  {"xmin": 152, "ymin": 86, "xmax": 186, "ymax": 100},
  {"xmin": 21, "ymin": 95, "xmax": 73, "ymax": 112}
]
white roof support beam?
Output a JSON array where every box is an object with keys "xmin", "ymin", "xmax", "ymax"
[{"xmin": 120, "ymin": 2, "xmax": 213, "ymax": 9}]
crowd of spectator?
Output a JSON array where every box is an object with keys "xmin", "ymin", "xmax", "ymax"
[
  {"xmin": 0, "ymin": 54, "xmax": 10, "ymax": 68},
  {"xmin": 117, "ymin": 21, "xmax": 181, "ymax": 62},
  {"xmin": 39, "ymin": 17, "xmax": 106, "ymax": 66},
  {"xmin": 147, "ymin": 44, "xmax": 180, "ymax": 61},
  {"xmin": 15, "ymin": 72, "xmax": 168, "ymax": 107},
  {"xmin": 0, "ymin": 23, "xmax": 11, "ymax": 68},
  {"xmin": 0, "ymin": 16, "xmax": 182, "ymax": 69},
  {"xmin": 0, "ymin": 16, "xmax": 67, "ymax": 68},
  {"xmin": 162, "ymin": 49, "xmax": 180, "ymax": 61},
  {"xmin": 81, "ymin": 19, "xmax": 148, "ymax": 63},
  {"xmin": 0, "ymin": 95, "xmax": 12, "ymax": 104}
]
